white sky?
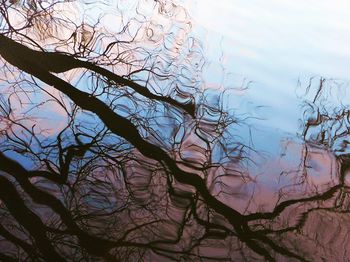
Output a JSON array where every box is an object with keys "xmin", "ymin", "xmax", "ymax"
[
  {"xmin": 187, "ymin": 0, "xmax": 350, "ymax": 79},
  {"xmin": 178, "ymin": 0, "xmax": 350, "ymax": 142}
]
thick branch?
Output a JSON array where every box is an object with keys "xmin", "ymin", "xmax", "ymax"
[{"xmin": 0, "ymin": 34, "xmax": 195, "ymax": 116}]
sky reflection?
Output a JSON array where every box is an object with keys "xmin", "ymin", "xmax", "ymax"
[
  {"xmin": 174, "ymin": 0, "xmax": 350, "ymax": 209},
  {"xmin": 1, "ymin": 1, "xmax": 350, "ymax": 260},
  {"xmin": 184, "ymin": 0, "xmax": 350, "ymax": 139}
]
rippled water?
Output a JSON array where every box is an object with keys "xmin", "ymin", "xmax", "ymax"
[
  {"xmin": 189, "ymin": 0, "xmax": 350, "ymax": 135},
  {"xmin": 184, "ymin": 0, "xmax": 350, "ymax": 211},
  {"xmin": 1, "ymin": 1, "xmax": 350, "ymax": 261}
]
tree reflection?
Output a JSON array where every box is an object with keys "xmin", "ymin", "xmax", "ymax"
[{"xmin": 0, "ymin": 1, "xmax": 349, "ymax": 261}]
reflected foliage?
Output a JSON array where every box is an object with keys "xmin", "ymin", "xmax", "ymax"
[{"xmin": 0, "ymin": 1, "xmax": 349, "ymax": 261}]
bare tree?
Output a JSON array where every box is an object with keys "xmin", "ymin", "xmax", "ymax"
[{"xmin": 0, "ymin": 1, "xmax": 349, "ymax": 261}]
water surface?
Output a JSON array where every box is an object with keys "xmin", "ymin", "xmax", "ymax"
[{"xmin": 0, "ymin": 1, "xmax": 350, "ymax": 261}]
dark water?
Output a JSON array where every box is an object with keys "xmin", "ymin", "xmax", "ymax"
[{"xmin": 0, "ymin": 0, "xmax": 349, "ymax": 261}]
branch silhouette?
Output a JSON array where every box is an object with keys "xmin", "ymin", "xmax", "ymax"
[{"xmin": 0, "ymin": 2, "xmax": 348, "ymax": 261}]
